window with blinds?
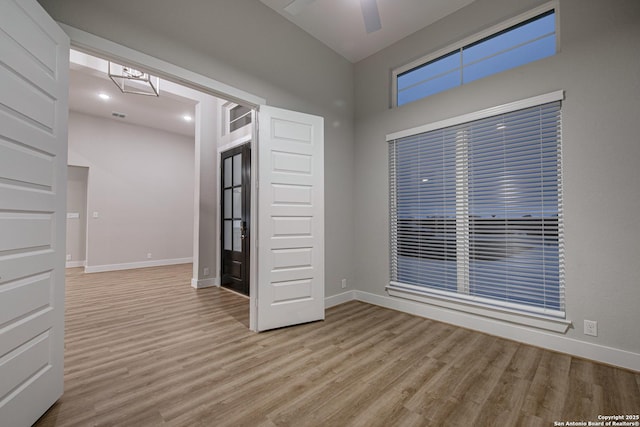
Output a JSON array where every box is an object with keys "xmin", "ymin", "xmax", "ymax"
[{"xmin": 389, "ymin": 96, "xmax": 564, "ymax": 318}]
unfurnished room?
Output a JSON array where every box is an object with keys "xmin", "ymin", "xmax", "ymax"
[{"xmin": 0, "ymin": 1, "xmax": 639, "ymax": 426}]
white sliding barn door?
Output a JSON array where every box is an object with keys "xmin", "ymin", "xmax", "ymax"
[
  {"xmin": 0, "ymin": 1, "xmax": 69, "ymax": 426},
  {"xmin": 256, "ymin": 106, "xmax": 324, "ymax": 331}
]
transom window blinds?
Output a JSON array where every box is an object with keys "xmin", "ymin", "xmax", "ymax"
[{"xmin": 389, "ymin": 100, "xmax": 564, "ymax": 317}]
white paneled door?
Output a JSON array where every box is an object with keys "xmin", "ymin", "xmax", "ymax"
[
  {"xmin": 0, "ymin": 1, "xmax": 69, "ymax": 426},
  {"xmin": 256, "ymin": 106, "xmax": 324, "ymax": 331}
]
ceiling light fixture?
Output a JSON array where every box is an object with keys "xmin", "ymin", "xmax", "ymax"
[
  {"xmin": 183, "ymin": 115, "xmax": 193, "ymax": 122},
  {"xmin": 108, "ymin": 62, "xmax": 159, "ymax": 97},
  {"xmin": 98, "ymin": 93, "xmax": 110, "ymax": 100}
]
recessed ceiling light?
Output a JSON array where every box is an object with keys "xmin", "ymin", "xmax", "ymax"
[
  {"xmin": 98, "ymin": 93, "xmax": 110, "ymax": 100},
  {"xmin": 183, "ymin": 115, "xmax": 193, "ymax": 122}
]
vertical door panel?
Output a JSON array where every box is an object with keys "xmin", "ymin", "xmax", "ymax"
[
  {"xmin": 256, "ymin": 106, "xmax": 324, "ymax": 331},
  {"xmin": 0, "ymin": 1, "xmax": 68, "ymax": 426}
]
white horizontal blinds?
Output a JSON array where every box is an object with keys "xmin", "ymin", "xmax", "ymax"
[
  {"xmin": 392, "ymin": 127, "xmax": 459, "ymax": 292},
  {"xmin": 455, "ymin": 129, "xmax": 470, "ymax": 295},
  {"xmin": 389, "ymin": 142, "xmax": 398, "ymax": 280},
  {"xmin": 390, "ymin": 100, "xmax": 563, "ymax": 316},
  {"xmin": 466, "ymin": 101, "xmax": 562, "ymax": 313}
]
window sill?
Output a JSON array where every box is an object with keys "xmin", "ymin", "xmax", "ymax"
[{"xmin": 387, "ymin": 282, "xmax": 572, "ymax": 334}]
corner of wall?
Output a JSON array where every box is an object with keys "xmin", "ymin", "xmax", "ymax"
[{"xmin": 191, "ymin": 277, "xmax": 219, "ymax": 289}]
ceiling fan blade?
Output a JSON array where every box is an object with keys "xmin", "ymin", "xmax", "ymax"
[
  {"xmin": 360, "ymin": 0, "xmax": 382, "ymax": 33},
  {"xmin": 284, "ymin": 0, "xmax": 316, "ymax": 16}
]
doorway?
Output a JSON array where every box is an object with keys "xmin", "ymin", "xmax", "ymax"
[
  {"xmin": 64, "ymin": 26, "xmax": 324, "ymax": 333},
  {"xmin": 220, "ymin": 143, "xmax": 251, "ymax": 296}
]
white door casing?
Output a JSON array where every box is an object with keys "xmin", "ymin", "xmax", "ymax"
[
  {"xmin": 256, "ymin": 106, "xmax": 324, "ymax": 331},
  {"xmin": 0, "ymin": 1, "xmax": 69, "ymax": 426}
]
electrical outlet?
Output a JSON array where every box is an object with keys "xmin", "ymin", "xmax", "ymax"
[
  {"xmin": 584, "ymin": 320, "xmax": 598, "ymax": 337},
  {"xmin": 203, "ymin": 267, "xmax": 210, "ymax": 276},
  {"xmin": 66, "ymin": 254, "xmax": 72, "ymax": 261},
  {"xmin": 147, "ymin": 253, "xmax": 152, "ymax": 259},
  {"xmin": 341, "ymin": 279, "xmax": 347, "ymax": 289}
]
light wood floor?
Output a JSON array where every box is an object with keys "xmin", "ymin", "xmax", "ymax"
[{"xmin": 35, "ymin": 264, "xmax": 639, "ymax": 427}]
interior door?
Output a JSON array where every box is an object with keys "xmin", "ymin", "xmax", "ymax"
[
  {"xmin": 255, "ymin": 106, "xmax": 324, "ymax": 331},
  {"xmin": 220, "ymin": 143, "xmax": 251, "ymax": 296},
  {"xmin": 0, "ymin": 1, "xmax": 69, "ymax": 426}
]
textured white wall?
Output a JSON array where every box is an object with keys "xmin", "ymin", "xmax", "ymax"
[
  {"xmin": 354, "ymin": 0, "xmax": 640, "ymax": 360},
  {"xmin": 68, "ymin": 111, "xmax": 195, "ymax": 270}
]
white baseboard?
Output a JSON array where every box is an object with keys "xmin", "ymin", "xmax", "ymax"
[
  {"xmin": 191, "ymin": 277, "xmax": 219, "ymax": 289},
  {"xmin": 66, "ymin": 260, "xmax": 86, "ymax": 268},
  {"xmin": 325, "ymin": 289, "xmax": 640, "ymax": 372},
  {"xmin": 325, "ymin": 290, "xmax": 355, "ymax": 308},
  {"xmin": 84, "ymin": 257, "xmax": 193, "ymax": 273}
]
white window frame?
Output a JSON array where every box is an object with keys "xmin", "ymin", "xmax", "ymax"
[
  {"xmin": 386, "ymin": 90, "xmax": 571, "ymax": 333},
  {"xmin": 391, "ymin": 1, "xmax": 559, "ymax": 108}
]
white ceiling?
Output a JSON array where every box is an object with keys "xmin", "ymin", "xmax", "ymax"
[
  {"xmin": 69, "ymin": 53, "xmax": 198, "ymax": 138},
  {"xmin": 260, "ymin": 0, "xmax": 476, "ymax": 62}
]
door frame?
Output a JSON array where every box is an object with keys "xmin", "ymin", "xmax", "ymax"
[
  {"xmin": 61, "ymin": 24, "xmax": 264, "ymax": 108},
  {"xmin": 219, "ymin": 142, "xmax": 252, "ymax": 296},
  {"xmin": 63, "ymin": 24, "xmax": 265, "ymax": 330}
]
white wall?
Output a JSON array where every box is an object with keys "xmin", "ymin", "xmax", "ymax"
[
  {"xmin": 354, "ymin": 0, "xmax": 640, "ymax": 368},
  {"xmin": 68, "ymin": 111, "xmax": 195, "ymax": 271},
  {"xmin": 39, "ymin": 0, "xmax": 356, "ymax": 298},
  {"xmin": 191, "ymin": 97, "xmax": 219, "ymax": 287},
  {"xmin": 66, "ymin": 165, "xmax": 88, "ymax": 267}
]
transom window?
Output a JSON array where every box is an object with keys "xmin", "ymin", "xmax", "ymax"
[
  {"xmin": 388, "ymin": 92, "xmax": 565, "ymax": 319},
  {"xmin": 394, "ymin": 4, "xmax": 557, "ymax": 107},
  {"xmin": 229, "ymin": 104, "xmax": 252, "ymax": 132}
]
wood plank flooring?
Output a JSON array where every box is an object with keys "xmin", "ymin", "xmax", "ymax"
[{"xmin": 35, "ymin": 264, "xmax": 639, "ymax": 426}]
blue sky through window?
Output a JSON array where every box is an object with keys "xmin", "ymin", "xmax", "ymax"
[{"xmin": 397, "ymin": 10, "xmax": 556, "ymax": 106}]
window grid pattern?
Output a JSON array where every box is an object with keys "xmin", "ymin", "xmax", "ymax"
[{"xmin": 389, "ymin": 101, "xmax": 564, "ymax": 317}]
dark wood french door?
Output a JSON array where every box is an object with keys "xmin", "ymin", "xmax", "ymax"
[{"xmin": 221, "ymin": 143, "xmax": 251, "ymax": 295}]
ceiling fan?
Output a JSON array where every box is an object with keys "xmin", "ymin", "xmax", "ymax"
[{"xmin": 284, "ymin": 0, "xmax": 382, "ymax": 33}]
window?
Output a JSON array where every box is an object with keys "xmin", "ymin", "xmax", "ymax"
[
  {"xmin": 222, "ymin": 102, "xmax": 253, "ymax": 136},
  {"xmin": 388, "ymin": 92, "xmax": 564, "ymax": 320},
  {"xmin": 394, "ymin": 4, "xmax": 557, "ymax": 107},
  {"xmin": 229, "ymin": 104, "xmax": 252, "ymax": 132}
]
